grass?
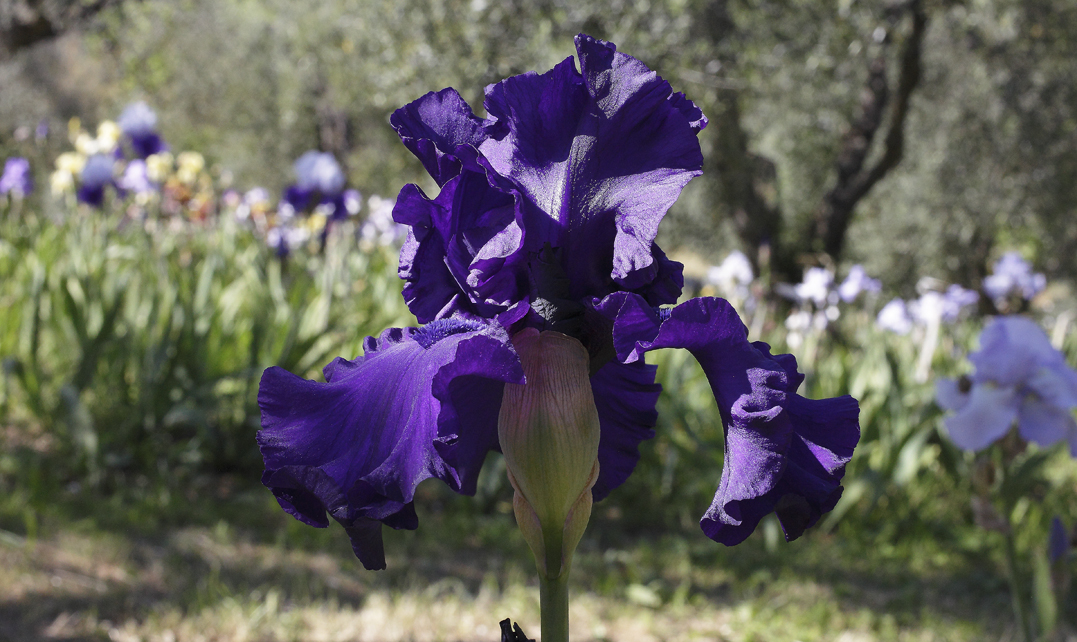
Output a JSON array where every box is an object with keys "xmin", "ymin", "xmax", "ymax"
[
  {"xmin": 0, "ymin": 461, "xmax": 1043, "ymax": 642},
  {"xmin": 2, "ymin": 201, "xmax": 1076, "ymax": 641}
]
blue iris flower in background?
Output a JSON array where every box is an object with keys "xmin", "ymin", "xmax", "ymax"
[
  {"xmin": 257, "ymin": 34, "xmax": 860, "ymax": 571},
  {"xmin": 118, "ymin": 102, "xmax": 168, "ymax": 159},
  {"xmin": 937, "ymin": 316, "xmax": 1077, "ymax": 454},
  {"xmin": 838, "ymin": 265, "xmax": 881, "ymax": 303},
  {"xmin": 77, "ymin": 154, "xmax": 118, "ymax": 207},
  {"xmin": 0, "ymin": 157, "xmax": 33, "ymax": 197},
  {"xmin": 984, "ymin": 252, "xmax": 1046, "ymax": 306},
  {"xmin": 282, "ymin": 150, "xmax": 351, "ymax": 220}
]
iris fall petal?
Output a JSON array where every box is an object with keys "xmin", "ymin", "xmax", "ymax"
[
  {"xmin": 596, "ymin": 292, "xmax": 860, "ymax": 544},
  {"xmin": 258, "ymin": 319, "xmax": 523, "ymax": 569}
]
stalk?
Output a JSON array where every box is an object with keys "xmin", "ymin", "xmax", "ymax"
[
  {"xmin": 1003, "ymin": 525, "xmax": 1036, "ymax": 642},
  {"xmin": 540, "ymin": 571, "xmax": 570, "ymax": 642}
]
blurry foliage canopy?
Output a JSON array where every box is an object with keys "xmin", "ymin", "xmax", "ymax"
[{"xmin": 1, "ymin": 0, "xmax": 1076, "ymax": 290}]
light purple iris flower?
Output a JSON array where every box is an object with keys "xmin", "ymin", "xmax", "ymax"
[
  {"xmin": 257, "ymin": 35, "xmax": 860, "ymax": 570},
  {"xmin": 118, "ymin": 159, "xmax": 155, "ymax": 195},
  {"xmin": 876, "ymin": 298, "xmax": 913, "ymax": 335},
  {"xmin": 911, "ymin": 286, "xmax": 978, "ymax": 325},
  {"xmin": 796, "ymin": 267, "xmax": 834, "ymax": 307},
  {"xmin": 360, "ymin": 195, "xmax": 407, "ymax": 247},
  {"xmin": 118, "ymin": 102, "xmax": 168, "ymax": 159},
  {"xmin": 936, "ymin": 316, "xmax": 1077, "ymax": 454},
  {"xmin": 983, "ymin": 252, "xmax": 1046, "ymax": 303},
  {"xmin": 838, "ymin": 265, "xmax": 881, "ymax": 303},
  {"xmin": 283, "ymin": 151, "xmax": 349, "ymax": 219},
  {"xmin": 706, "ymin": 251, "xmax": 754, "ymax": 301},
  {"xmin": 0, "ymin": 157, "xmax": 33, "ymax": 197},
  {"xmin": 77, "ymin": 154, "xmax": 117, "ymax": 207}
]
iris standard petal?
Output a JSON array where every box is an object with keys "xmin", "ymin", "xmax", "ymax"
[
  {"xmin": 589, "ymin": 359, "xmax": 661, "ymax": 501},
  {"xmin": 943, "ymin": 384, "xmax": 1019, "ymax": 451},
  {"xmin": 970, "ymin": 317, "xmax": 1060, "ymax": 387},
  {"xmin": 391, "ymin": 88, "xmax": 489, "ymax": 187},
  {"xmin": 597, "ymin": 292, "xmax": 859, "ymax": 544},
  {"xmin": 479, "ymin": 34, "xmax": 703, "ymax": 303},
  {"xmin": 394, "ymin": 169, "xmax": 529, "ymax": 323},
  {"xmin": 257, "ymin": 319, "xmax": 523, "ymax": 569}
]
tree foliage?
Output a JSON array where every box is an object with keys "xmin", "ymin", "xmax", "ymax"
[{"xmin": 1, "ymin": 0, "xmax": 1075, "ymax": 291}]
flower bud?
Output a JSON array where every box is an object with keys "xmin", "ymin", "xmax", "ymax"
[{"xmin": 499, "ymin": 329, "xmax": 601, "ymax": 579}]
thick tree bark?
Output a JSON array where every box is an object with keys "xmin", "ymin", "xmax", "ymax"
[
  {"xmin": 812, "ymin": 0, "xmax": 928, "ymax": 261},
  {"xmin": 0, "ymin": 0, "xmax": 124, "ymax": 57},
  {"xmin": 698, "ymin": 0, "xmax": 928, "ymax": 281},
  {"xmin": 711, "ymin": 88, "xmax": 792, "ymax": 280}
]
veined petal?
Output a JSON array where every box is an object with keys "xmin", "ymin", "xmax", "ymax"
[
  {"xmin": 479, "ymin": 35, "xmax": 702, "ymax": 304},
  {"xmin": 390, "ymin": 88, "xmax": 489, "ymax": 187},
  {"xmin": 589, "ymin": 359, "xmax": 661, "ymax": 501},
  {"xmin": 596, "ymin": 292, "xmax": 860, "ymax": 544},
  {"xmin": 393, "ymin": 167, "xmax": 530, "ymax": 323},
  {"xmin": 943, "ymin": 384, "xmax": 1019, "ymax": 451},
  {"xmin": 257, "ymin": 319, "xmax": 523, "ymax": 570}
]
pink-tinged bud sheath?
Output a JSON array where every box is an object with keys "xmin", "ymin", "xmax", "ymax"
[{"xmin": 498, "ymin": 328, "xmax": 600, "ymax": 580}]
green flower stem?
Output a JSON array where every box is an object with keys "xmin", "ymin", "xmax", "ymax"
[
  {"xmin": 1003, "ymin": 525, "xmax": 1036, "ymax": 642},
  {"xmin": 540, "ymin": 571, "xmax": 570, "ymax": 642}
]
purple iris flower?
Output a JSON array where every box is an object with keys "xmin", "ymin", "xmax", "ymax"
[
  {"xmin": 267, "ymin": 224, "xmax": 310, "ymax": 258},
  {"xmin": 0, "ymin": 157, "xmax": 33, "ymax": 197},
  {"xmin": 936, "ymin": 316, "xmax": 1077, "ymax": 454},
  {"xmin": 876, "ymin": 298, "xmax": 913, "ymax": 335},
  {"xmin": 258, "ymin": 35, "xmax": 860, "ymax": 570},
  {"xmin": 117, "ymin": 159, "xmax": 156, "ymax": 195},
  {"xmin": 795, "ymin": 267, "xmax": 835, "ymax": 307},
  {"xmin": 77, "ymin": 154, "xmax": 117, "ymax": 207},
  {"xmin": 838, "ymin": 265, "xmax": 881, "ymax": 303},
  {"xmin": 911, "ymin": 286, "xmax": 978, "ymax": 325},
  {"xmin": 118, "ymin": 102, "xmax": 168, "ymax": 159},
  {"xmin": 282, "ymin": 151, "xmax": 348, "ymax": 219},
  {"xmin": 983, "ymin": 252, "xmax": 1046, "ymax": 303}
]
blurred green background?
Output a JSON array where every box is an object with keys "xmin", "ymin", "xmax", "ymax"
[{"xmin": 1, "ymin": 0, "xmax": 1077, "ymax": 640}]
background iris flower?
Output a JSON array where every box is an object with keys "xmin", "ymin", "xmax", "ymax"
[
  {"xmin": 77, "ymin": 153, "xmax": 118, "ymax": 207},
  {"xmin": 0, "ymin": 157, "xmax": 33, "ymax": 197},
  {"xmin": 838, "ymin": 265, "xmax": 881, "ymax": 303},
  {"xmin": 937, "ymin": 316, "xmax": 1077, "ymax": 454},
  {"xmin": 282, "ymin": 150, "xmax": 349, "ymax": 220},
  {"xmin": 984, "ymin": 252, "xmax": 1046, "ymax": 305},
  {"xmin": 257, "ymin": 34, "xmax": 860, "ymax": 571},
  {"xmin": 118, "ymin": 102, "xmax": 168, "ymax": 159}
]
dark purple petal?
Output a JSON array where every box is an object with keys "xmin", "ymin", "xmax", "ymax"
[
  {"xmin": 389, "ymin": 35, "xmax": 703, "ymax": 317},
  {"xmin": 257, "ymin": 319, "xmax": 524, "ymax": 569},
  {"xmin": 76, "ymin": 183, "xmax": 107, "ymax": 207},
  {"xmin": 130, "ymin": 133, "xmax": 167, "ymax": 159},
  {"xmin": 597, "ymin": 292, "xmax": 860, "ymax": 544},
  {"xmin": 391, "ymin": 88, "xmax": 489, "ymax": 187},
  {"xmin": 282, "ymin": 185, "xmax": 314, "ymax": 212},
  {"xmin": 589, "ymin": 359, "xmax": 661, "ymax": 501},
  {"xmin": 393, "ymin": 169, "xmax": 530, "ymax": 323},
  {"xmin": 476, "ymin": 35, "xmax": 703, "ymax": 303}
]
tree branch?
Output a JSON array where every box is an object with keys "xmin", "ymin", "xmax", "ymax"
[{"xmin": 815, "ymin": 0, "xmax": 928, "ymax": 261}]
